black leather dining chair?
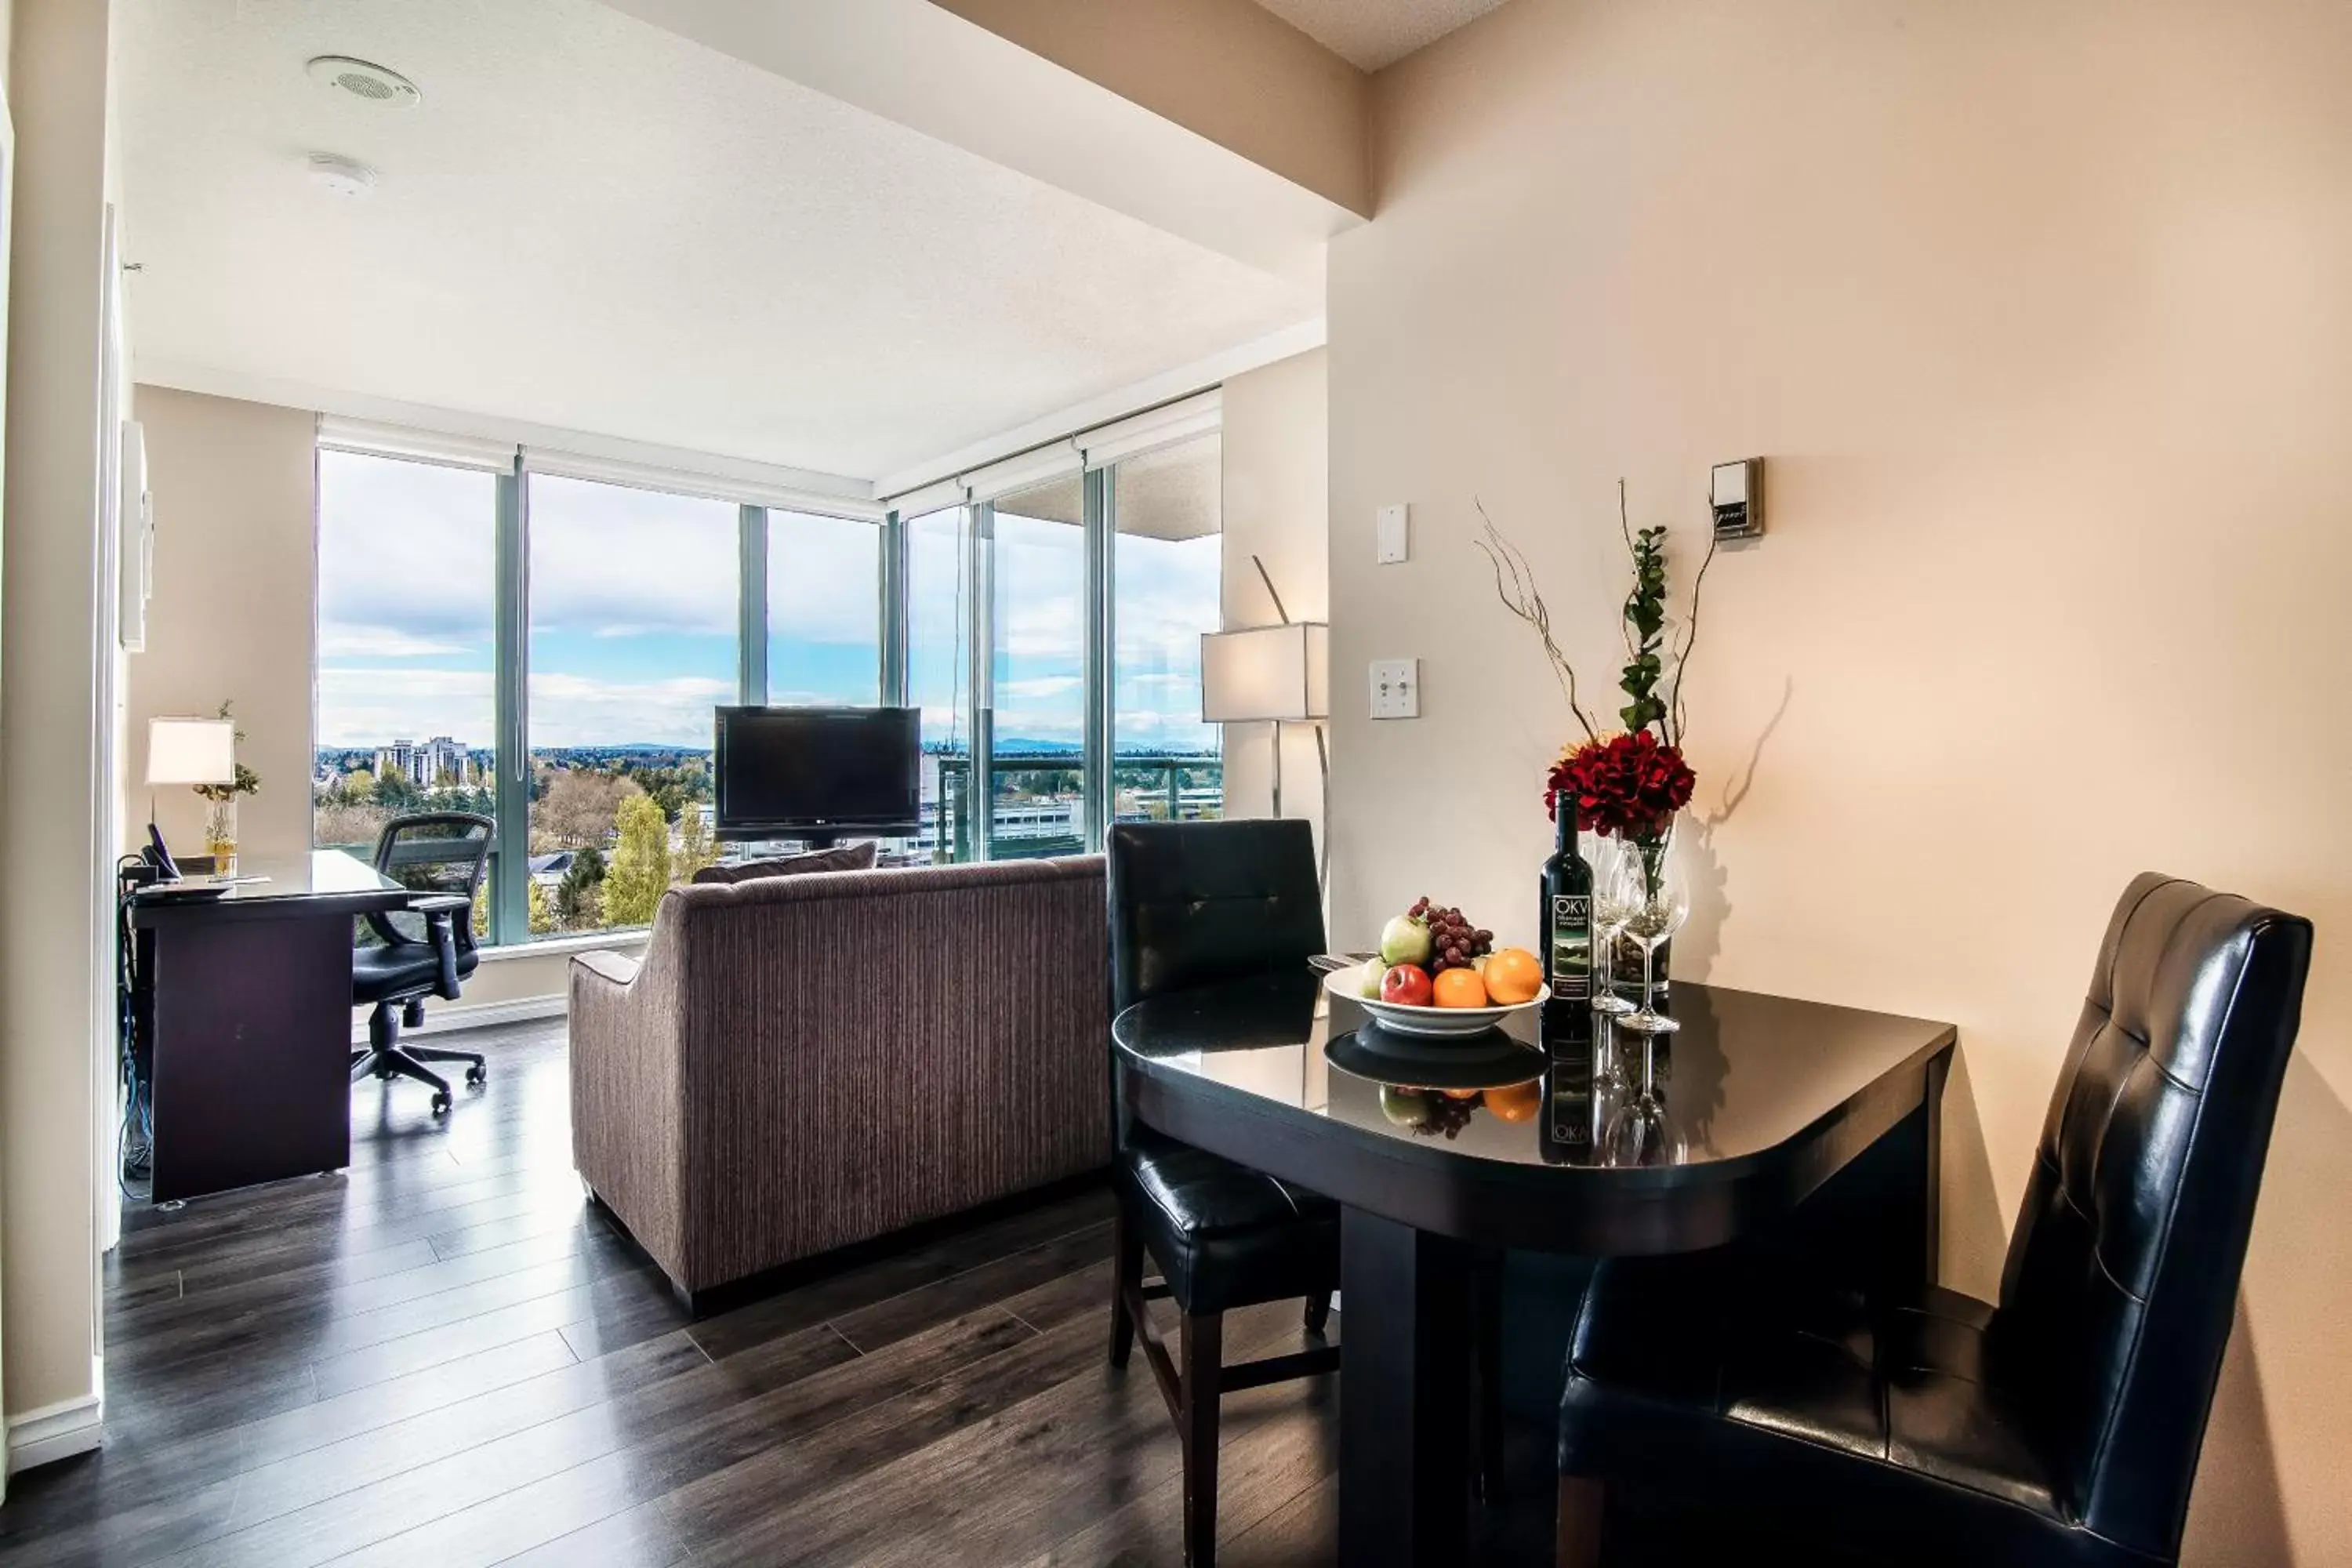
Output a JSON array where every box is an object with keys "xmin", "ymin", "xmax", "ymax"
[
  {"xmin": 350, "ymin": 811, "xmax": 496, "ymax": 1116},
  {"xmin": 1106, "ymin": 819, "xmax": 1341, "ymax": 1568},
  {"xmin": 1553, "ymin": 873, "xmax": 2312, "ymax": 1568}
]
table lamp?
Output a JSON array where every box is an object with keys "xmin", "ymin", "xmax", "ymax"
[{"xmin": 146, "ymin": 716, "xmax": 237, "ymax": 869}]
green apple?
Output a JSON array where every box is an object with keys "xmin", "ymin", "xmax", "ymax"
[
  {"xmin": 1357, "ymin": 960, "xmax": 1384, "ymax": 999},
  {"xmin": 1379, "ymin": 913, "xmax": 1432, "ymax": 967},
  {"xmin": 1380, "ymin": 1086, "xmax": 1432, "ymax": 1127}
]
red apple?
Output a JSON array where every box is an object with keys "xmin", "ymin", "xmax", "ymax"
[{"xmin": 1381, "ymin": 964, "xmax": 1433, "ymax": 1007}]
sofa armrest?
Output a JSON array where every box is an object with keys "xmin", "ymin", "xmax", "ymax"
[
  {"xmin": 568, "ymin": 936, "xmax": 686, "ymax": 1288},
  {"xmin": 572, "ymin": 949, "xmax": 641, "ymax": 989}
]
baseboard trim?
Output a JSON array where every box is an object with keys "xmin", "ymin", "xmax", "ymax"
[
  {"xmin": 6, "ymin": 1392, "xmax": 103, "ymax": 1474},
  {"xmin": 350, "ymin": 993, "xmax": 567, "ymax": 1044}
]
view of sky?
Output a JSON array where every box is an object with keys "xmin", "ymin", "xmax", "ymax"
[{"xmin": 316, "ymin": 450, "xmax": 1218, "ymax": 757}]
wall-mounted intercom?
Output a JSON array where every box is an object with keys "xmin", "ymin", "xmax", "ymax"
[{"xmin": 1711, "ymin": 457, "xmax": 1764, "ymax": 543}]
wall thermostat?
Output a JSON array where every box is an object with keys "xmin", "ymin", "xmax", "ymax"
[{"xmin": 1711, "ymin": 458, "xmax": 1764, "ymax": 542}]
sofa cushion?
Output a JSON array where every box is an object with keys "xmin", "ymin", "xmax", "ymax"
[{"xmin": 690, "ymin": 840, "xmax": 877, "ymax": 885}]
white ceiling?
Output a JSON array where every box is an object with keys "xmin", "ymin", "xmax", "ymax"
[
  {"xmin": 1249, "ymin": 0, "xmax": 1511, "ymax": 71},
  {"xmin": 121, "ymin": 0, "xmax": 1321, "ymax": 484}
]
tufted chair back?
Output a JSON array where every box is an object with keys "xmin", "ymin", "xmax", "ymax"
[
  {"xmin": 1998, "ymin": 873, "xmax": 2310, "ymax": 1561},
  {"xmin": 1106, "ymin": 819, "xmax": 1326, "ymax": 1014}
]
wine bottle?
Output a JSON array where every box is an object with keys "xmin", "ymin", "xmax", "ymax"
[{"xmin": 1541, "ymin": 806, "xmax": 1593, "ymax": 1004}]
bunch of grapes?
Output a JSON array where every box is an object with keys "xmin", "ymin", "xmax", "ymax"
[{"xmin": 1409, "ymin": 896, "xmax": 1494, "ymax": 975}]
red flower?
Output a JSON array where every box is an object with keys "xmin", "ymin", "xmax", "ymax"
[{"xmin": 1545, "ymin": 731, "xmax": 1694, "ymax": 840}]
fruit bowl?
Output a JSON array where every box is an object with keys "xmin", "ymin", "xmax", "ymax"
[{"xmin": 1323, "ymin": 966, "xmax": 1548, "ymax": 1040}]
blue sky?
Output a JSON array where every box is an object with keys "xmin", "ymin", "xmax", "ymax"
[{"xmin": 316, "ymin": 452, "xmax": 1218, "ymax": 756}]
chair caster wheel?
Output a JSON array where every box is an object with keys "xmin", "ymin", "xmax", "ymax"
[
  {"xmin": 466, "ymin": 1065, "xmax": 487, "ymax": 1087},
  {"xmin": 430, "ymin": 1091, "xmax": 452, "ymax": 1116}
]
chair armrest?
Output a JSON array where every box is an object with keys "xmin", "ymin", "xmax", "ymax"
[{"xmin": 407, "ymin": 892, "xmax": 472, "ymax": 915}]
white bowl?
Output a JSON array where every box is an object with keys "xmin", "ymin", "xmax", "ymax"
[{"xmin": 1322, "ymin": 965, "xmax": 1548, "ymax": 1040}]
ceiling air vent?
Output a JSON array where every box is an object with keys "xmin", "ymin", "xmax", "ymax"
[{"xmin": 306, "ymin": 56, "xmax": 421, "ymax": 109}]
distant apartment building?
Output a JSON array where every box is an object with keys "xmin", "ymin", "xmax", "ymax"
[{"xmin": 376, "ymin": 735, "xmax": 474, "ymax": 788}]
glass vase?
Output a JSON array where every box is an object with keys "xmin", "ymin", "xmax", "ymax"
[
  {"xmin": 1610, "ymin": 823, "xmax": 1675, "ymax": 1007},
  {"xmin": 203, "ymin": 799, "xmax": 238, "ymax": 877}
]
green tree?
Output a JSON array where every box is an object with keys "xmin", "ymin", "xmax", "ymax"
[
  {"xmin": 374, "ymin": 766, "xmax": 421, "ymax": 811},
  {"xmin": 554, "ymin": 845, "xmax": 605, "ymax": 928},
  {"xmin": 526, "ymin": 877, "xmax": 554, "ymax": 935},
  {"xmin": 601, "ymin": 796, "xmax": 671, "ymax": 927},
  {"xmin": 343, "ymin": 768, "xmax": 376, "ymax": 802},
  {"xmin": 675, "ymin": 803, "xmax": 716, "ymax": 881}
]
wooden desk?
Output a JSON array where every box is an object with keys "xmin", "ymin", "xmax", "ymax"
[
  {"xmin": 129, "ymin": 851, "xmax": 412, "ymax": 1203},
  {"xmin": 1113, "ymin": 975, "xmax": 1955, "ymax": 1568}
]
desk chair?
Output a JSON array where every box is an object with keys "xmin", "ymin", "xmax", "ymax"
[
  {"xmin": 350, "ymin": 812, "xmax": 495, "ymax": 1116},
  {"xmin": 1107, "ymin": 819, "xmax": 1342, "ymax": 1568},
  {"xmin": 1555, "ymin": 873, "xmax": 2312, "ymax": 1568}
]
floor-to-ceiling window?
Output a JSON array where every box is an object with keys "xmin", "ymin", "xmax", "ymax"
[
  {"xmin": 1110, "ymin": 434, "xmax": 1223, "ymax": 823},
  {"xmin": 525, "ymin": 473, "xmax": 737, "ymax": 936},
  {"xmin": 905, "ymin": 505, "xmax": 974, "ymax": 861},
  {"xmin": 988, "ymin": 474, "xmax": 1087, "ymax": 858},
  {"xmin": 312, "ymin": 404, "xmax": 1224, "ymax": 940},
  {"xmin": 768, "ymin": 510, "xmax": 880, "ymax": 706},
  {"xmin": 313, "ymin": 449, "xmax": 502, "ymax": 931}
]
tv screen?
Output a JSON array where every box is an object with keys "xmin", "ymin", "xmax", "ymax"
[{"xmin": 713, "ymin": 706, "xmax": 920, "ymax": 840}]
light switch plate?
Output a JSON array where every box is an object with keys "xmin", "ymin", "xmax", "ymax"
[
  {"xmin": 1375, "ymin": 503, "xmax": 1410, "ymax": 564},
  {"xmin": 1370, "ymin": 659, "xmax": 1419, "ymax": 720}
]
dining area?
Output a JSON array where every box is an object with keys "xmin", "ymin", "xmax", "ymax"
[{"xmin": 1101, "ymin": 817, "xmax": 2312, "ymax": 1568}]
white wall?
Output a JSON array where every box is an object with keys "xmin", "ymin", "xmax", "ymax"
[
  {"xmin": 2, "ymin": 0, "xmax": 119, "ymax": 1472},
  {"xmin": 127, "ymin": 386, "xmax": 315, "ymax": 863},
  {"xmin": 1218, "ymin": 347, "xmax": 1328, "ymax": 843},
  {"xmin": 1327, "ymin": 0, "xmax": 2352, "ymax": 1559}
]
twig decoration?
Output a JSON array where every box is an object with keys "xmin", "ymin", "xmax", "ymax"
[{"xmin": 1472, "ymin": 499, "xmax": 1600, "ymax": 744}]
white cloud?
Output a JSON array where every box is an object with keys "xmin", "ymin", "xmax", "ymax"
[
  {"xmin": 320, "ymin": 626, "xmax": 474, "ymax": 659},
  {"xmin": 527, "ymin": 670, "xmax": 736, "ymax": 749}
]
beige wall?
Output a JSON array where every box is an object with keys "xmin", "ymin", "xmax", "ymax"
[
  {"xmin": 2, "ymin": 0, "xmax": 118, "ymax": 1461},
  {"xmin": 926, "ymin": 0, "xmax": 1368, "ymax": 215},
  {"xmin": 1329, "ymin": 0, "xmax": 2351, "ymax": 1559},
  {"xmin": 127, "ymin": 387, "xmax": 315, "ymax": 864},
  {"xmin": 1219, "ymin": 347, "xmax": 1328, "ymax": 841}
]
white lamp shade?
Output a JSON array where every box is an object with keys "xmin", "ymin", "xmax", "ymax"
[
  {"xmin": 147, "ymin": 717, "xmax": 237, "ymax": 786},
  {"xmin": 1200, "ymin": 623, "xmax": 1329, "ymax": 724}
]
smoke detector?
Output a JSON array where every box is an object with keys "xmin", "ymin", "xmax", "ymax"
[
  {"xmin": 306, "ymin": 56, "xmax": 421, "ymax": 109},
  {"xmin": 307, "ymin": 153, "xmax": 378, "ymax": 198}
]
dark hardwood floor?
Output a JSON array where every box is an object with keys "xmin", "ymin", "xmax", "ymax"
[{"xmin": 0, "ymin": 1020, "xmax": 1362, "ymax": 1568}]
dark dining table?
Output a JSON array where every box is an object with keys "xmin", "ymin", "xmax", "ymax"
[{"xmin": 1111, "ymin": 972, "xmax": 1956, "ymax": 1568}]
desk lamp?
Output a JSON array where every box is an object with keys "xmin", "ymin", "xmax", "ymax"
[{"xmin": 145, "ymin": 717, "xmax": 237, "ymax": 875}]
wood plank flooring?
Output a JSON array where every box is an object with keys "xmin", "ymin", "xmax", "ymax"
[{"xmin": 0, "ymin": 1020, "xmax": 1370, "ymax": 1567}]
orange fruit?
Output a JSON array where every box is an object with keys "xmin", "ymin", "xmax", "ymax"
[
  {"xmin": 1432, "ymin": 967, "xmax": 1490, "ymax": 1008},
  {"xmin": 1483, "ymin": 1080, "xmax": 1541, "ymax": 1122},
  {"xmin": 1482, "ymin": 948, "xmax": 1543, "ymax": 1005}
]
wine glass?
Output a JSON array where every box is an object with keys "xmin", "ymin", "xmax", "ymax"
[
  {"xmin": 1601, "ymin": 1030, "xmax": 1683, "ymax": 1166},
  {"xmin": 1586, "ymin": 835, "xmax": 1636, "ymax": 1016},
  {"xmin": 1612, "ymin": 848, "xmax": 1688, "ymax": 1035}
]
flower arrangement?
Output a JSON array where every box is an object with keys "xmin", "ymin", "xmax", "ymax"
[
  {"xmin": 1478, "ymin": 481, "xmax": 1715, "ymax": 915},
  {"xmin": 1544, "ymin": 728, "xmax": 1694, "ymax": 842},
  {"xmin": 192, "ymin": 701, "xmax": 260, "ymax": 865}
]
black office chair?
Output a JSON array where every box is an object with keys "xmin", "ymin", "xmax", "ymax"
[
  {"xmin": 350, "ymin": 812, "xmax": 496, "ymax": 1116},
  {"xmin": 1106, "ymin": 819, "xmax": 1342, "ymax": 1568},
  {"xmin": 1554, "ymin": 873, "xmax": 2313, "ymax": 1568}
]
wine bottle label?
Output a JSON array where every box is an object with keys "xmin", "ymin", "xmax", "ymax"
[{"xmin": 1549, "ymin": 894, "xmax": 1592, "ymax": 1001}]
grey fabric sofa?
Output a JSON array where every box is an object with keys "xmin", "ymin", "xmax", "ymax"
[{"xmin": 569, "ymin": 855, "xmax": 1111, "ymax": 1305}]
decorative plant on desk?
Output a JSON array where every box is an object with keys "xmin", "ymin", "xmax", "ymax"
[
  {"xmin": 191, "ymin": 700, "xmax": 260, "ymax": 873},
  {"xmin": 1477, "ymin": 485, "xmax": 1713, "ymax": 993}
]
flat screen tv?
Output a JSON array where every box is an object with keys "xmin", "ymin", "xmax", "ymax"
[{"xmin": 712, "ymin": 706, "xmax": 921, "ymax": 842}]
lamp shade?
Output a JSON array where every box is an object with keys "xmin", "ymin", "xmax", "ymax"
[
  {"xmin": 147, "ymin": 717, "xmax": 237, "ymax": 786},
  {"xmin": 1200, "ymin": 622, "xmax": 1329, "ymax": 724}
]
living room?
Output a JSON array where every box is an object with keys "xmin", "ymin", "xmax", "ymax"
[{"xmin": 1, "ymin": 1, "xmax": 2347, "ymax": 1565}]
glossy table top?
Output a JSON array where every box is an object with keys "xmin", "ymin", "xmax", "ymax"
[
  {"xmin": 129, "ymin": 849, "xmax": 412, "ymax": 925},
  {"xmin": 1114, "ymin": 972, "xmax": 1955, "ymax": 1252}
]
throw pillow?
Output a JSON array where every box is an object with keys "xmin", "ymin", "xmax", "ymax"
[{"xmin": 690, "ymin": 840, "xmax": 878, "ymax": 886}]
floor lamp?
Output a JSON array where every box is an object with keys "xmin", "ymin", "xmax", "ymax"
[{"xmin": 1200, "ymin": 613, "xmax": 1330, "ymax": 879}]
